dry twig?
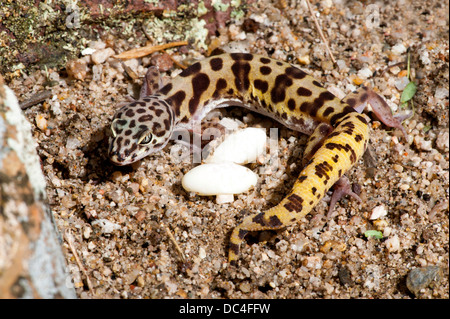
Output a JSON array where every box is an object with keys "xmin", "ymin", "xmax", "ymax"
[
  {"xmin": 305, "ymin": 0, "xmax": 336, "ymax": 64},
  {"xmin": 64, "ymin": 230, "xmax": 94, "ymax": 294},
  {"xmin": 19, "ymin": 90, "xmax": 52, "ymax": 110},
  {"xmin": 114, "ymin": 41, "xmax": 189, "ymax": 60},
  {"xmin": 160, "ymin": 221, "xmax": 186, "ymax": 262}
]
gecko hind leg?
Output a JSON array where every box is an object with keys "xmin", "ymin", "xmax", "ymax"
[
  {"xmin": 322, "ymin": 86, "xmax": 412, "ymax": 216},
  {"xmin": 229, "ymin": 112, "xmax": 370, "ymax": 266},
  {"xmin": 322, "ymin": 87, "xmax": 411, "ymax": 218},
  {"xmin": 300, "ymin": 86, "xmax": 411, "ymax": 219},
  {"xmin": 327, "ymin": 175, "xmax": 361, "ymax": 219},
  {"xmin": 302, "ymin": 122, "xmax": 362, "ymax": 219}
]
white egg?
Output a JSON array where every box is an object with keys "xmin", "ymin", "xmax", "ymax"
[
  {"xmin": 182, "ymin": 162, "xmax": 258, "ymax": 196},
  {"xmin": 205, "ymin": 127, "xmax": 267, "ymax": 164}
]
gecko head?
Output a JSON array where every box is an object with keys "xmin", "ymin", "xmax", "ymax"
[{"xmin": 108, "ymin": 95, "xmax": 175, "ymax": 165}]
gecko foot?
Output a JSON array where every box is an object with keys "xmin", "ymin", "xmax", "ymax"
[{"xmin": 327, "ymin": 176, "xmax": 362, "ymax": 219}]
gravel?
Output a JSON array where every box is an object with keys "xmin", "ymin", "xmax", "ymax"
[{"xmin": 6, "ymin": 0, "xmax": 448, "ymax": 299}]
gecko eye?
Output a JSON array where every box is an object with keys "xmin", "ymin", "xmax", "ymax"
[{"xmin": 138, "ymin": 131, "xmax": 153, "ymax": 145}]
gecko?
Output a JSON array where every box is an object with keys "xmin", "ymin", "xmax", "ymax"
[{"xmin": 108, "ymin": 53, "xmax": 409, "ymax": 266}]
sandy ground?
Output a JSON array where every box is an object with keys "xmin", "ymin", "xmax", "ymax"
[{"xmin": 6, "ymin": 0, "xmax": 449, "ymax": 298}]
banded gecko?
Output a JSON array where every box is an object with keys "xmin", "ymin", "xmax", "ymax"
[{"xmin": 109, "ymin": 53, "xmax": 408, "ymax": 266}]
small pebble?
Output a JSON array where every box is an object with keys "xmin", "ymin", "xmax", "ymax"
[
  {"xmin": 383, "ymin": 226, "xmax": 392, "ymax": 237},
  {"xmin": 291, "ymin": 239, "xmax": 309, "ymax": 252},
  {"xmin": 373, "ymin": 219, "xmax": 388, "ymax": 231},
  {"xmin": 66, "ymin": 136, "xmax": 81, "ymax": 150},
  {"xmin": 410, "ymin": 156, "xmax": 422, "ymax": 167},
  {"xmin": 352, "ymin": 76, "xmax": 364, "ymax": 85},
  {"xmin": 35, "ymin": 114, "xmax": 48, "ymax": 131},
  {"xmin": 414, "ymin": 136, "xmax": 433, "ymax": 151},
  {"xmin": 370, "ymin": 205, "xmax": 387, "ymax": 220},
  {"xmin": 297, "ymin": 55, "xmax": 311, "ymax": 65},
  {"xmin": 150, "ymin": 52, "xmax": 173, "ymax": 72},
  {"xmin": 88, "ymin": 40, "xmax": 106, "ymax": 50},
  {"xmin": 91, "ymin": 64, "xmax": 103, "ymax": 82},
  {"xmin": 219, "ymin": 117, "xmax": 242, "ymax": 131},
  {"xmin": 397, "ymin": 69, "xmax": 408, "ymax": 78},
  {"xmin": 83, "ymin": 226, "xmax": 92, "ymax": 239},
  {"xmin": 395, "ymin": 77, "xmax": 410, "ymax": 90},
  {"xmin": 406, "ymin": 266, "xmax": 443, "ymax": 296},
  {"xmin": 92, "ymin": 219, "xmax": 121, "ymax": 234},
  {"xmin": 81, "ymin": 47, "xmax": 96, "ymax": 56},
  {"xmin": 91, "ymin": 47, "xmax": 115, "ymax": 65},
  {"xmin": 436, "ymin": 130, "xmax": 449, "ymax": 151},
  {"xmin": 320, "ymin": 240, "xmax": 346, "ymax": 253},
  {"xmin": 434, "ymin": 87, "xmax": 449, "ymax": 99},
  {"xmin": 103, "ymin": 267, "xmax": 112, "ymax": 277},
  {"xmin": 385, "ymin": 234, "xmax": 400, "ymax": 252},
  {"xmin": 134, "ymin": 209, "xmax": 146, "ymax": 222},
  {"xmin": 128, "ymin": 182, "xmax": 140, "ymax": 195},
  {"xmin": 199, "ymin": 247, "xmax": 207, "ymax": 259},
  {"xmin": 302, "ymin": 256, "xmax": 322, "ymax": 269},
  {"xmin": 389, "ymin": 66, "xmax": 401, "ymax": 75},
  {"xmin": 351, "ymin": 28, "xmax": 361, "ymax": 39},
  {"xmin": 66, "ymin": 59, "xmax": 88, "ymax": 81},
  {"xmin": 136, "ymin": 275, "xmax": 145, "ymax": 287},
  {"xmin": 399, "ymin": 184, "xmax": 410, "ymax": 191},
  {"xmin": 391, "ymin": 43, "xmax": 407, "ymax": 55},
  {"xmin": 125, "ymin": 268, "xmax": 140, "ymax": 285},
  {"xmin": 216, "ymin": 194, "xmax": 234, "ymax": 204},
  {"xmin": 339, "ymin": 23, "xmax": 349, "ymax": 33},
  {"xmin": 336, "ymin": 59, "xmax": 349, "ymax": 73},
  {"xmin": 357, "ymin": 67, "xmax": 373, "ymax": 79},
  {"xmin": 419, "ymin": 49, "xmax": 431, "ymax": 65},
  {"xmin": 239, "ymin": 282, "xmax": 251, "ymax": 293},
  {"xmin": 321, "ymin": 60, "xmax": 334, "ymax": 71}
]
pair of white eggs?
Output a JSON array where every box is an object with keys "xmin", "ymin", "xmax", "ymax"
[{"xmin": 181, "ymin": 127, "xmax": 267, "ymax": 203}]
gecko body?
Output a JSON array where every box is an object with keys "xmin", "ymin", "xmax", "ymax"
[{"xmin": 109, "ymin": 53, "xmax": 407, "ymax": 265}]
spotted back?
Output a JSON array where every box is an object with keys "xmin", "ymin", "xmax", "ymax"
[
  {"xmin": 109, "ymin": 95, "xmax": 175, "ymax": 165},
  {"xmin": 157, "ymin": 53, "xmax": 350, "ymax": 135}
]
